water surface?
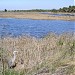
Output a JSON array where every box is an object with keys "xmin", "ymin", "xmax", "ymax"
[{"xmin": 0, "ymin": 18, "xmax": 75, "ymax": 38}]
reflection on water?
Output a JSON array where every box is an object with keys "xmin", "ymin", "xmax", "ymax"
[{"xmin": 0, "ymin": 18, "xmax": 75, "ymax": 38}]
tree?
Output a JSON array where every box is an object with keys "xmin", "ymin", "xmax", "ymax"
[{"xmin": 4, "ymin": 9, "xmax": 7, "ymax": 12}]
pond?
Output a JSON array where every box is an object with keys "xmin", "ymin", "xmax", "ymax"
[{"xmin": 0, "ymin": 18, "xmax": 75, "ymax": 38}]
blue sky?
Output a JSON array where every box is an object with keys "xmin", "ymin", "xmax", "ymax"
[{"xmin": 0, "ymin": 0, "xmax": 74, "ymax": 10}]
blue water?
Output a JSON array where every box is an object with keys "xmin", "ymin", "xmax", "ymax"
[{"xmin": 0, "ymin": 18, "xmax": 75, "ymax": 38}]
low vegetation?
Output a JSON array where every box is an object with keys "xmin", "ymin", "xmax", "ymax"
[
  {"xmin": 0, "ymin": 32, "xmax": 75, "ymax": 75},
  {"xmin": 1, "ymin": 6, "xmax": 75, "ymax": 13}
]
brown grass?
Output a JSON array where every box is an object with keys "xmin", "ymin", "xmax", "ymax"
[
  {"xmin": 0, "ymin": 12, "xmax": 75, "ymax": 21},
  {"xmin": 0, "ymin": 32, "xmax": 75, "ymax": 75}
]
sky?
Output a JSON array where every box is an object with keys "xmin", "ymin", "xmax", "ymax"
[{"xmin": 0, "ymin": 0, "xmax": 74, "ymax": 10}]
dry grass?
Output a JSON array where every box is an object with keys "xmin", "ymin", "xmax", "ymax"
[
  {"xmin": 0, "ymin": 12, "xmax": 75, "ymax": 21},
  {"xmin": 0, "ymin": 32, "xmax": 75, "ymax": 75}
]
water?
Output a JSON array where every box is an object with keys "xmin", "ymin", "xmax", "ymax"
[
  {"xmin": 0, "ymin": 18, "xmax": 75, "ymax": 38},
  {"xmin": 50, "ymin": 13, "xmax": 75, "ymax": 16},
  {"xmin": 40, "ymin": 12, "xmax": 75, "ymax": 16}
]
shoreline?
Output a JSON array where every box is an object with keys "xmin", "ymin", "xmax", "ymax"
[
  {"xmin": 0, "ymin": 12, "xmax": 75, "ymax": 21},
  {"xmin": 0, "ymin": 32, "xmax": 75, "ymax": 39}
]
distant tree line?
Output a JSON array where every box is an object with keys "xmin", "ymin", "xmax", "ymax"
[
  {"xmin": 9, "ymin": 9, "xmax": 51, "ymax": 12},
  {"xmin": 59, "ymin": 6, "xmax": 75, "ymax": 13},
  {"xmin": 50, "ymin": 6, "xmax": 75, "ymax": 13},
  {"xmin": 1, "ymin": 6, "xmax": 75, "ymax": 13}
]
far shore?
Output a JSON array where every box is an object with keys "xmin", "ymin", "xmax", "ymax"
[{"xmin": 0, "ymin": 12, "xmax": 75, "ymax": 21}]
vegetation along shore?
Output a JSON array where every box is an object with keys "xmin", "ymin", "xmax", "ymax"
[
  {"xmin": 0, "ymin": 12, "xmax": 75, "ymax": 21},
  {"xmin": 0, "ymin": 6, "xmax": 75, "ymax": 21},
  {"xmin": 0, "ymin": 32, "xmax": 75, "ymax": 75}
]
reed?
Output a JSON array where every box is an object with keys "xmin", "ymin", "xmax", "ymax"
[{"xmin": 0, "ymin": 32, "xmax": 75, "ymax": 75}]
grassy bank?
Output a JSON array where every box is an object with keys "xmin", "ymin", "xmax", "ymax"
[
  {"xmin": 0, "ymin": 12, "xmax": 75, "ymax": 21},
  {"xmin": 0, "ymin": 32, "xmax": 75, "ymax": 75}
]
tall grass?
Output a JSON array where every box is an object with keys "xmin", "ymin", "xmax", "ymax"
[{"xmin": 0, "ymin": 32, "xmax": 75, "ymax": 75}]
